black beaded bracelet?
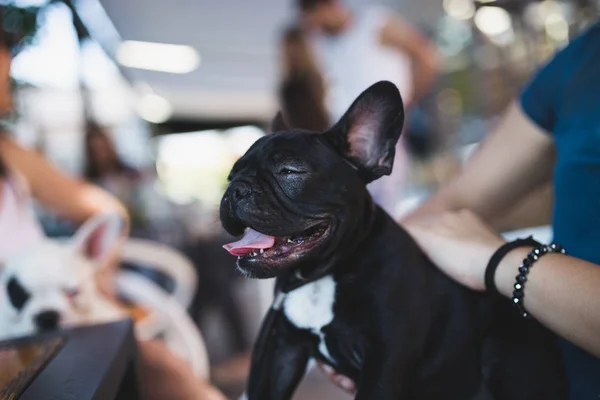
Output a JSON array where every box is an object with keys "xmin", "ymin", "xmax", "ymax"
[
  {"xmin": 485, "ymin": 236, "xmax": 541, "ymax": 296},
  {"xmin": 512, "ymin": 242, "xmax": 566, "ymax": 318}
]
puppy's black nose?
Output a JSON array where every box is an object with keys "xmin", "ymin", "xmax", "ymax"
[
  {"xmin": 34, "ymin": 310, "xmax": 60, "ymax": 331},
  {"xmin": 231, "ymin": 182, "xmax": 252, "ymax": 202}
]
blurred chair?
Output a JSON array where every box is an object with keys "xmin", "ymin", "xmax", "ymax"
[
  {"xmin": 116, "ymin": 270, "xmax": 210, "ymax": 379},
  {"xmin": 119, "ymin": 238, "xmax": 198, "ymax": 308},
  {"xmin": 115, "ymin": 239, "xmax": 210, "ymax": 379}
]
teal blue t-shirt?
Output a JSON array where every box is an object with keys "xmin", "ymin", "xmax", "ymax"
[{"xmin": 520, "ymin": 21, "xmax": 600, "ymax": 398}]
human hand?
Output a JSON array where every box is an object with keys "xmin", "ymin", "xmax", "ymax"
[
  {"xmin": 401, "ymin": 209, "xmax": 506, "ymax": 291},
  {"xmin": 317, "ymin": 362, "xmax": 356, "ymax": 394}
]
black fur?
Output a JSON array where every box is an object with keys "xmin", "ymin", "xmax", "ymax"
[{"xmin": 220, "ymin": 81, "xmax": 567, "ymax": 399}]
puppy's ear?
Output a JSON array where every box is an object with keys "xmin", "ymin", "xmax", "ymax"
[
  {"xmin": 71, "ymin": 213, "xmax": 125, "ymax": 266},
  {"xmin": 324, "ymin": 81, "xmax": 404, "ymax": 183},
  {"xmin": 270, "ymin": 111, "xmax": 290, "ymax": 133}
]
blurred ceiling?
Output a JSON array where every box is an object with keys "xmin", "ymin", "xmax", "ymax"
[
  {"xmin": 97, "ymin": 0, "xmax": 443, "ymax": 122},
  {"xmin": 98, "ymin": 0, "xmax": 293, "ymax": 121}
]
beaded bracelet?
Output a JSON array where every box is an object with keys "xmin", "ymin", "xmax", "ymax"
[
  {"xmin": 512, "ymin": 242, "xmax": 566, "ymax": 318},
  {"xmin": 485, "ymin": 236, "xmax": 541, "ymax": 296}
]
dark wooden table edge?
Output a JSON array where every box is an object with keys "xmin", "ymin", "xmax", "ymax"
[{"xmin": 18, "ymin": 319, "xmax": 139, "ymax": 400}]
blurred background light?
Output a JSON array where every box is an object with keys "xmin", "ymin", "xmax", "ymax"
[
  {"xmin": 137, "ymin": 92, "xmax": 172, "ymax": 123},
  {"xmin": 474, "ymin": 6, "xmax": 514, "ymax": 46},
  {"xmin": 437, "ymin": 15, "xmax": 472, "ymax": 59},
  {"xmin": 474, "ymin": 6, "xmax": 512, "ymax": 37},
  {"xmin": 545, "ymin": 12, "xmax": 569, "ymax": 42},
  {"xmin": 154, "ymin": 127, "xmax": 264, "ymax": 206},
  {"xmin": 116, "ymin": 40, "xmax": 201, "ymax": 74},
  {"xmin": 443, "ymin": 0, "xmax": 475, "ymax": 20},
  {"xmin": 226, "ymin": 125, "xmax": 266, "ymax": 157},
  {"xmin": 80, "ymin": 39, "xmax": 123, "ymax": 89}
]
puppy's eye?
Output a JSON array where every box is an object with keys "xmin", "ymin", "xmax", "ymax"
[
  {"xmin": 7, "ymin": 277, "xmax": 30, "ymax": 310},
  {"xmin": 278, "ymin": 167, "xmax": 305, "ymax": 175},
  {"xmin": 64, "ymin": 288, "xmax": 80, "ymax": 300}
]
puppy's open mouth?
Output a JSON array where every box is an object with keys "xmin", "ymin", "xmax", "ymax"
[{"xmin": 223, "ymin": 223, "xmax": 329, "ymax": 265}]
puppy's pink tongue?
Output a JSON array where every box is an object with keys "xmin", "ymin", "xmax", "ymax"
[{"xmin": 223, "ymin": 228, "xmax": 276, "ymax": 256}]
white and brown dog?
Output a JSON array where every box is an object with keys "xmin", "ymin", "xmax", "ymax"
[{"xmin": 0, "ymin": 213, "xmax": 126, "ymax": 341}]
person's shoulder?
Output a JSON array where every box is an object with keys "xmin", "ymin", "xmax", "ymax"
[
  {"xmin": 554, "ymin": 20, "xmax": 600, "ymax": 61},
  {"xmin": 574, "ymin": 20, "xmax": 600, "ymax": 44},
  {"xmin": 519, "ymin": 21, "xmax": 600, "ymax": 132},
  {"xmin": 536, "ymin": 20, "xmax": 600, "ymax": 80}
]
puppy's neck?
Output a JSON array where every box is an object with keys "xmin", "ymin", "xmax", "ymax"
[{"xmin": 277, "ymin": 195, "xmax": 379, "ymax": 292}]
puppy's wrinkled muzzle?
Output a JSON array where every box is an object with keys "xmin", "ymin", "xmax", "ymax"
[
  {"xmin": 220, "ymin": 181, "xmax": 254, "ymax": 237},
  {"xmin": 228, "ymin": 181, "xmax": 252, "ymax": 203}
]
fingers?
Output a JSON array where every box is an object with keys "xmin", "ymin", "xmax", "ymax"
[
  {"xmin": 318, "ymin": 362, "xmax": 357, "ymax": 394},
  {"xmin": 336, "ymin": 376, "xmax": 357, "ymax": 393}
]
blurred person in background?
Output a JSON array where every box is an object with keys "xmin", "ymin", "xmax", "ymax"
[
  {"xmin": 278, "ymin": 25, "xmax": 330, "ymax": 132},
  {"xmin": 84, "ymin": 122, "xmax": 142, "ymax": 188},
  {"xmin": 84, "ymin": 123, "xmax": 146, "ymax": 231},
  {"xmin": 84, "ymin": 122, "xmax": 186, "ymax": 246},
  {"xmin": 294, "ymin": 0, "xmax": 439, "ymax": 218},
  {"xmin": 323, "ymin": 21, "xmax": 600, "ymax": 399},
  {"xmin": 0, "ymin": 9, "xmax": 226, "ymax": 400}
]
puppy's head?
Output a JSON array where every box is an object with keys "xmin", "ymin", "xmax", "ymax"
[
  {"xmin": 220, "ymin": 81, "xmax": 404, "ymax": 278},
  {"xmin": 0, "ymin": 213, "xmax": 123, "ymax": 339}
]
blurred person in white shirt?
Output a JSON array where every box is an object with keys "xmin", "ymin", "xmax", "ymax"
[{"xmin": 294, "ymin": 0, "xmax": 439, "ymax": 217}]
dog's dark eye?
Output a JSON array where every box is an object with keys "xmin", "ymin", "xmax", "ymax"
[
  {"xmin": 278, "ymin": 167, "xmax": 305, "ymax": 175},
  {"xmin": 7, "ymin": 277, "xmax": 30, "ymax": 311}
]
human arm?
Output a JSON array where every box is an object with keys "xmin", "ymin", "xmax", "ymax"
[
  {"xmin": 404, "ymin": 209, "xmax": 600, "ymax": 359},
  {"xmin": 489, "ymin": 182, "xmax": 553, "ymax": 232},
  {"xmin": 380, "ymin": 14, "xmax": 439, "ymax": 102},
  {"xmin": 0, "ymin": 135, "xmax": 127, "ymax": 224},
  {"xmin": 402, "ymin": 101, "xmax": 556, "ymax": 231}
]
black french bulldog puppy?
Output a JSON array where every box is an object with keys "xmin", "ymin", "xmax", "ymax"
[{"xmin": 220, "ymin": 81, "xmax": 566, "ymax": 400}]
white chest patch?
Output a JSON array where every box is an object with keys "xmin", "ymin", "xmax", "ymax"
[
  {"xmin": 283, "ymin": 275, "xmax": 336, "ymax": 332},
  {"xmin": 283, "ymin": 275, "xmax": 337, "ymax": 362},
  {"xmin": 283, "ymin": 275, "xmax": 335, "ymax": 361}
]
